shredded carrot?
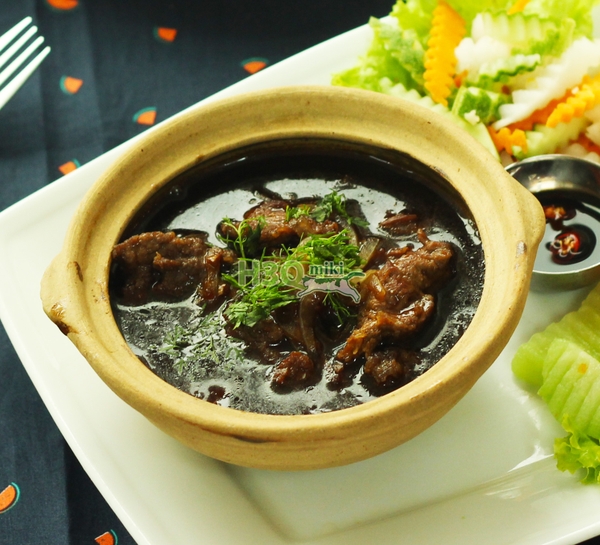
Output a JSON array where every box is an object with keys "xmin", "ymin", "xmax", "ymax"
[
  {"xmin": 454, "ymin": 70, "xmax": 468, "ymax": 89},
  {"xmin": 488, "ymin": 125, "xmax": 528, "ymax": 155},
  {"xmin": 573, "ymin": 133, "xmax": 600, "ymax": 155},
  {"xmin": 507, "ymin": 0, "xmax": 531, "ymax": 15},
  {"xmin": 424, "ymin": 1, "xmax": 466, "ymax": 106},
  {"xmin": 505, "ymin": 91, "xmax": 573, "ymax": 131},
  {"xmin": 546, "ymin": 74, "xmax": 600, "ymax": 128}
]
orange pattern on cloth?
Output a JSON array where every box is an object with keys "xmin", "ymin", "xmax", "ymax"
[
  {"xmin": 0, "ymin": 483, "xmax": 20, "ymax": 514},
  {"xmin": 155, "ymin": 27, "xmax": 178, "ymax": 42},
  {"xmin": 58, "ymin": 160, "xmax": 80, "ymax": 175},
  {"xmin": 51, "ymin": 22, "xmax": 269, "ymax": 174},
  {"xmin": 60, "ymin": 76, "xmax": 83, "ymax": 94},
  {"xmin": 133, "ymin": 107, "xmax": 157, "ymax": 126},
  {"xmin": 242, "ymin": 57, "xmax": 268, "ymax": 74},
  {"xmin": 45, "ymin": 0, "xmax": 79, "ymax": 10},
  {"xmin": 423, "ymin": 1, "xmax": 466, "ymax": 107},
  {"xmin": 95, "ymin": 529, "xmax": 118, "ymax": 545}
]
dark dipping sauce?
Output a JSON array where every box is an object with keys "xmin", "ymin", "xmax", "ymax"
[
  {"xmin": 536, "ymin": 191, "xmax": 600, "ymax": 272},
  {"xmin": 109, "ymin": 139, "xmax": 484, "ymax": 415}
]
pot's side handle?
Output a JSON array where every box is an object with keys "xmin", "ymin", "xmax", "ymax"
[
  {"xmin": 40, "ymin": 253, "xmax": 82, "ymax": 338},
  {"xmin": 514, "ymin": 181, "xmax": 546, "ymax": 250}
]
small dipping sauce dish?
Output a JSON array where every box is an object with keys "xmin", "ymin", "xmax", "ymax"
[{"xmin": 507, "ymin": 155, "xmax": 600, "ymax": 291}]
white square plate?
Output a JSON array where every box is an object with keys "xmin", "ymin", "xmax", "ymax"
[{"xmin": 1, "ymin": 23, "xmax": 600, "ymax": 545}]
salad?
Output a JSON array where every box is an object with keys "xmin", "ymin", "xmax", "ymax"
[
  {"xmin": 332, "ymin": 0, "xmax": 600, "ymax": 165},
  {"xmin": 334, "ymin": 0, "xmax": 600, "ymax": 484}
]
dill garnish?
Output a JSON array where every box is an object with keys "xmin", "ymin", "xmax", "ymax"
[
  {"xmin": 217, "ymin": 216, "xmax": 266, "ymax": 258},
  {"xmin": 310, "ymin": 191, "xmax": 369, "ymax": 227},
  {"xmin": 222, "ymin": 229, "xmax": 364, "ymax": 328},
  {"xmin": 157, "ymin": 309, "xmax": 244, "ymax": 374}
]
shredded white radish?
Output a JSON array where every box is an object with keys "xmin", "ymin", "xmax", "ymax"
[
  {"xmin": 455, "ymin": 35, "xmax": 511, "ymax": 75},
  {"xmin": 494, "ymin": 38, "xmax": 600, "ymax": 129}
]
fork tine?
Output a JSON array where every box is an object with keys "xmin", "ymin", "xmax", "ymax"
[
  {"xmin": 0, "ymin": 44, "xmax": 50, "ymax": 110},
  {"xmin": 0, "ymin": 17, "xmax": 50, "ymax": 111},
  {"xmin": 0, "ymin": 35, "xmax": 46, "ymax": 88},
  {"xmin": 0, "ymin": 17, "xmax": 32, "ymax": 53},
  {"xmin": 0, "ymin": 25, "xmax": 38, "ymax": 70}
]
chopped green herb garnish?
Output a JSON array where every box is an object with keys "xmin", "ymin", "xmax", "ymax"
[
  {"xmin": 157, "ymin": 309, "xmax": 244, "ymax": 374},
  {"xmin": 222, "ymin": 229, "xmax": 364, "ymax": 328},
  {"xmin": 217, "ymin": 216, "xmax": 266, "ymax": 258},
  {"xmin": 225, "ymin": 284, "xmax": 298, "ymax": 329},
  {"xmin": 285, "ymin": 203, "xmax": 311, "ymax": 221},
  {"xmin": 311, "ymin": 191, "xmax": 369, "ymax": 227},
  {"xmin": 287, "ymin": 229, "xmax": 363, "ymax": 269}
]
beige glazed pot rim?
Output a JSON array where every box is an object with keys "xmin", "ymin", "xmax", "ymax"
[{"xmin": 40, "ymin": 85, "xmax": 545, "ymax": 470}]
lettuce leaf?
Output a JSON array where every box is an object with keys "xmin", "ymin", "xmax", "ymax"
[
  {"xmin": 332, "ymin": 17, "xmax": 425, "ymax": 93},
  {"xmin": 445, "ymin": 0, "xmax": 513, "ymax": 27},
  {"xmin": 377, "ymin": 22, "xmax": 426, "ymax": 88},
  {"xmin": 391, "ymin": 0, "xmax": 513, "ymax": 34},
  {"xmin": 391, "ymin": 0, "xmax": 437, "ymax": 45},
  {"xmin": 523, "ymin": 0, "xmax": 600, "ymax": 38},
  {"xmin": 513, "ymin": 18, "xmax": 575, "ymax": 57},
  {"xmin": 555, "ymin": 416, "xmax": 600, "ymax": 484},
  {"xmin": 332, "ymin": 18, "xmax": 414, "ymax": 92}
]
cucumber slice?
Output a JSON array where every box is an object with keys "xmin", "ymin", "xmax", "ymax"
[
  {"xmin": 451, "ymin": 85, "xmax": 509, "ymax": 124},
  {"xmin": 517, "ymin": 117, "xmax": 588, "ymax": 159},
  {"xmin": 538, "ymin": 339, "xmax": 577, "ymax": 399},
  {"xmin": 538, "ymin": 339, "xmax": 600, "ymax": 439},
  {"xmin": 378, "ymin": 79, "xmax": 500, "ymax": 159},
  {"xmin": 512, "ymin": 323, "xmax": 566, "ymax": 387},
  {"xmin": 576, "ymin": 377, "xmax": 600, "ymax": 437},
  {"xmin": 511, "ymin": 283, "xmax": 600, "ymax": 388},
  {"xmin": 586, "ymin": 404, "xmax": 600, "ymax": 439}
]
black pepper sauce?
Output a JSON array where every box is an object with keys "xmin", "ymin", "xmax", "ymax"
[
  {"xmin": 109, "ymin": 140, "xmax": 484, "ymax": 416},
  {"xmin": 537, "ymin": 193, "xmax": 600, "ymax": 271}
]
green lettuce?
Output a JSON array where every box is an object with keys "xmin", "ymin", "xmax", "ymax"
[
  {"xmin": 332, "ymin": 17, "xmax": 425, "ymax": 93},
  {"xmin": 555, "ymin": 417, "xmax": 600, "ymax": 484},
  {"xmin": 445, "ymin": 0, "xmax": 513, "ymax": 27},
  {"xmin": 391, "ymin": 0, "xmax": 513, "ymax": 33},
  {"xmin": 391, "ymin": 0, "xmax": 437, "ymax": 44},
  {"xmin": 332, "ymin": 18, "xmax": 414, "ymax": 92},
  {"xmin": 376, "ymin": 19, "xmax": 426, "ymax": 87},
  {"xmin": 523, "ymin": 0, "xmax": 600, "ymax": 38},
  {"xmin": 514, "ymin": 18, "xmax": 576, "ymax": 57}
]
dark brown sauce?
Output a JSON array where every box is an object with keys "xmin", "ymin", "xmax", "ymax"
[
  {"xmin": 536, "ymin": 191, "xmax": 600, "ymax": 272},
  {"xmin": 110, "ymin": 139, "xmax": 484, "ymax": 415}
]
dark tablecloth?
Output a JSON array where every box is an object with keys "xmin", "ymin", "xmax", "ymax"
[{"xmin": 0, "ymin": 1, "xmax": 599, "ymax": 544}]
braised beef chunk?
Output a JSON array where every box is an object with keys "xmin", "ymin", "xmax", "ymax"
[
  {"xmin": 363, "ymin": 348, "xmax": 419, "ymax": 388},
  {"xmin": 195, "ymin": 245, "xmax": 237, "ymax": 307},
  {"xmin": 272, "ymin": 351, "xmax": 318, "ymax": 390},
  {"xmin": 227, "ymin": 298, "xmax": 326, "ymax": 374},
  {"xmin": 336, "ymin": 230, "xmax": 454, "ymax": 367},
  {"xmin": 217, "ymin": 198, "xmax": 339, "ymax": 254},
  {"xmin": 379, "ymin": 210, "xmax": 419, "ymax": 235},
  {"xmin": 111, "ymin": 231, "xmax": 235, "ymax": 305},
  {"xmin": 287, "ymin": 212, "xmax": 340, "ymax": 238},
  {"xmin": 226, "ymin": 316, "xmax": 288, "ymax": 364}
]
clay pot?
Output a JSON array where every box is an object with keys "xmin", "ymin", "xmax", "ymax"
[{"xmin": 41, "ymin": 86, "xmax": 545, "ymax": 470}]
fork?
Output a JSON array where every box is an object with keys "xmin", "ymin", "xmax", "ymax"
[{"xmin": 0, "ymin": 17, "xmax": 50, "ymax": 110}]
